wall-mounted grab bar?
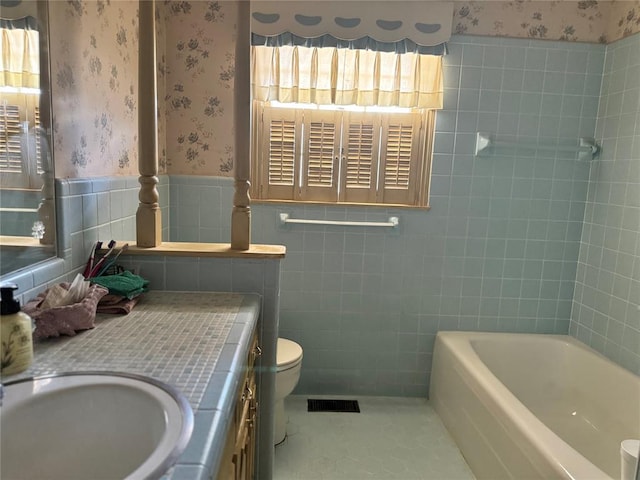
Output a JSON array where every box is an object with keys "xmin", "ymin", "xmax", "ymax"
[
  {"xmin": 0, "ymin": 208, "xmax": 38, "ymax": 213},
  {"xmin": 474, "ymin": 132, "xmax": 600, "ymax": 159},
  {"xmin": 279, "ymin": 213, "xmax": 399, "ymax": 229}
]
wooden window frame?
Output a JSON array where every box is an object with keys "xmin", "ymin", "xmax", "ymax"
[{"xmin": 251, "ymin": 102, "xmax": 434, "ymax": 208}]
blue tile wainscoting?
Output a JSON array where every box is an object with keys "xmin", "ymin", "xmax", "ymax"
[{"xmin": 3, "ymin": 175, "xmax": 168, "ymax": 301}]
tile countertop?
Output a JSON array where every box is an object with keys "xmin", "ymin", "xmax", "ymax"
[{"xmin": 6, "ymin": 291, "xmax": 262, "ymax": 480}]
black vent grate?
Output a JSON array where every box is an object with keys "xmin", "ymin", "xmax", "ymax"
[{"xmin": 307, "ymin": 399, "xmax": 360, "ymax": 413}]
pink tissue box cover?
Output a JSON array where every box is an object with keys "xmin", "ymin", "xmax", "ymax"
[{"xmin": 23, "ymin": 283, "xmax": 109, "ymax": 339}]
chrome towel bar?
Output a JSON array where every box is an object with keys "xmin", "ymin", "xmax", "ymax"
[
  {"xmin": 474, "ymin": 132, "xmax": 600, "ymax": 159},
  {"xmin": 279, "ymin": 213, "xmax": 399, "ymax": 229},
  {"xmin": 0, "ymin": 207, "xmax": 38, "ymax": 213}
]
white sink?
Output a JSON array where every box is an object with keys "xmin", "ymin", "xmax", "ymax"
[{"xmin": 1, "ymin": 372, "xmax": 194, "ymax": 480}]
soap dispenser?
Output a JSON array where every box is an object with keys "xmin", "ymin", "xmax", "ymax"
[{"xmin": 1, "ymin": 283, "xmax": 34, "ymax": 376}]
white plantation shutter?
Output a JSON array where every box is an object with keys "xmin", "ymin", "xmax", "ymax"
[
  {"xmin": 340, "ymin": 111, "xmax": 381, "ymax": 204},
  {"xmin": 302, "ymin": 110, "xmax": 340, "ymax": 201},
  {"xmin": 0, "ymin": 103, "xmax": 22, "ymax": 173},
  {"xmin": 253, "ymin": 104, "xmax": 432, "ymax": 207},
  {"xmin": 260, "ymin": 106, "xmax": 300, "ymax": 200},
  {"xmin": 268, "ymin": 119, "xmax": 295, "ymax": 185},
  {"xmin": 379, "ymin": 112, "xmax": 423, "ymax": 205},
  {"xmin": 0, "ymin": 93, "xmax": 43, "ymax": 188}
]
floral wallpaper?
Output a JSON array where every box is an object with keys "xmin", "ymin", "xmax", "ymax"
[
  {"xmin": 453, "ymin": 1, "xmax": 640, "ymax": 43},
  {"xmin": 605, "ymin": 0, "xmax": 640, "ymax": 39},
  {"xmin": 48, "ymin": 1, "xmax": 139, "ymax": 178},
  {"xmin": 162, "ymin": 0, "xmax": 639, "ymax": 177},
  {"xmin": 161, "ymin": 1, "xmax": 236, "ymax": 176},
  {"xmin": 43, "ymin": 1, "xmax": 638, "ymax": 179},
  {"xmin": 157, "ymin": 2, "xmax": 168, "ymax": 174}
]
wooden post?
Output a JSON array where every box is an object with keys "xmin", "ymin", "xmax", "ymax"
[
  {"xmin": 231, "ymin": 0, "xmax": 251, "ymax": 250},
  {"xmin": 136, "ymin": 0, "xmax": 162, "ymax": 247}
]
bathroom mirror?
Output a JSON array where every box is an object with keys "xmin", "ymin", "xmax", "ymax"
[{"xmin": 0, "ymin": 0, "xmax": 56, "ymax": 277}]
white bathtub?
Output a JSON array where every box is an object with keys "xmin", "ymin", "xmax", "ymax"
[{"xmin": 430, "ymin": 331, "xmax": 640, "ymax": 480}]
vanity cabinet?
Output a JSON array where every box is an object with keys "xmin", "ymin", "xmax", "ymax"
[{"xmin": 215, "ymin": 332, "xmax": 261, "ymax": 480}]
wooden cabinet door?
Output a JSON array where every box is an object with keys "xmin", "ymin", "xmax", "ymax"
[{"xmin": 216, "ymin": 331, "xmax": 260, "ymax": 480}]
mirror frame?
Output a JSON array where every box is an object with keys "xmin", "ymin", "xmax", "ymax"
[{"xmin": 0, "ymin": 0, "xmax": 57, "ymax": 277}]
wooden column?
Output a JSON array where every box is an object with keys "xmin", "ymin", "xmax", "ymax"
[
  {"xmin": 231, "ymin": 0, "xmax": 251, "ymax": 250},
  {"xmin": 136, "ymin": 0, "xmax": 162, "ymax": 247}
]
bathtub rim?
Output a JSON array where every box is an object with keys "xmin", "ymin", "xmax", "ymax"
[{"xmin": 430, "ymin": 331, "xmax": 637, "ymax": 480}]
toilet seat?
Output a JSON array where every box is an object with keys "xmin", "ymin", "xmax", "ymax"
[{"xmin": 277, "ymin": 338, "xmax": 303, "ymax": 372}]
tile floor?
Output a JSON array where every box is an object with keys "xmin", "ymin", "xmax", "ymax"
[{"xmin": 274, "ymin": 395, "xmax": 476, "ymax": 480}]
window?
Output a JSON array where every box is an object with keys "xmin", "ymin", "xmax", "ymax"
[
  {"xmin": 0, "ymin": 92, "xmax": 43, "ymax": 188},
  {"xmin": 252, "ymin": 103, "xmax": 435, "ymax": 207},
  {"xmin": 250, "ymin": 44, "xmax": 443, "ymax": 208},
  {"xmin": 0, "ymin": 17, "xmax": 42, "ymax": 189}
]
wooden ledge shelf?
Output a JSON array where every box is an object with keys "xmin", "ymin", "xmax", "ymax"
[
  {"xmin": 0, "ymin": 236, "xmax": 48, "ymax": 248},
  {"xmin": 102, "ymin": 241, "xmax": 286, "ymax": 259}
]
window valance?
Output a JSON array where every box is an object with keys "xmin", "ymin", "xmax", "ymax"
[
  {"xmin": 252, "ymin": 45, "xmax": 443, "ymax": 109},
  {"xmin": 0, "ymin": 16, "xmax": 39, "ymax": 89},
  {"xmin": 251, "ymin": 32, "xmax": 447, "ymax": 56},
  {"xmin": 251, "ymin": 1, "xmax": 453, "ymax": 50}
]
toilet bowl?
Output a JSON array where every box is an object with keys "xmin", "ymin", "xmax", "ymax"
[{"xmin": 274, "ymin": 337, "xmax": 303, "ymax": 445}]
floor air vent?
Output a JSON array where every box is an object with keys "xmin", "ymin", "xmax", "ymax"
[{"xmin": 307, "ymin": 399, "xmax": 360, "ymax": 413}]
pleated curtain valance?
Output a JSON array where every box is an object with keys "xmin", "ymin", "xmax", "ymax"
[
  {"xmin": 0, "ymin": 16, "xmax": 39, "ymax": 89},
  {"xmin": 252, "ymin": 45, "xmax": 443, "ymax": 109},
  {"xmin": 250, "ymin": 1, "xmax": 449, "ymax": 109}
]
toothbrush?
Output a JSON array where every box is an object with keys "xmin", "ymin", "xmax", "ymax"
[
  {"xmin": 88, "ymin": 240, "xmax": 116, "ymax": 278},
  {"xmin": 83, "ymin": 241, "xmax": 102, "ymax": 278},
  {"xmin": 95, "ymin": 243, "xmax": 129, "ymax": 277}
]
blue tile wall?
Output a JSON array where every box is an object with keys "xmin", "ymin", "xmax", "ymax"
[
  {"xmin": 570, "ymin": 33, "xmax": 640, "ymax": 375},
  {"xmin": 1, "ymin": 175, "xmax": 170, "ymax": 302},
  {"xmin": 0, "ymin": 189, "xmax": 41, "ymax": 236},
  {"xmin": 168, "ymin": 35, "xmax": 620, "ymax": 396},
  {"xmin": 5, "ymin": 34, "xmax": 637, "ymax": 397},
  {"xmin": 168, "ymin": 175, "xmax": 232, "ymax": 243}
]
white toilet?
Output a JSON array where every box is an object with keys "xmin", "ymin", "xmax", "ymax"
[{"xmin": 274, "ymin": 337, "xmax": 303, "ymax": 445}]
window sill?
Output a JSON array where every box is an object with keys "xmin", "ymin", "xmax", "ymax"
[
  {"xmin": 102, "ymin": 241, "xmax": 286, "ymax": 259},
  {"xmin": 251, "ymin": 198, "xmax": 431, "ymax": 210},
  {"xmin": 0, "ymin": 235, "xmax": 49, "ymax": 247}
]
